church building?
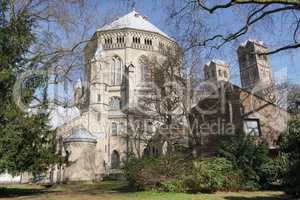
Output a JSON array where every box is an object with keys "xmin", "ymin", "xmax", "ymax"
[
  {"xmin": 51, "ymin": 11, "xmax": 289, "ymax": 183},
  {"xmin": 54, "ymin": 11, "xmax": 177, "ymax": 182}
]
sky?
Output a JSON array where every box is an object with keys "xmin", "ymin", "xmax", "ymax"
[
  {"xmin": 43, "ymin": 0, "xmax": 300, "ymax": 127},
  {"xmin": 87, "ymin": 0, "xmax": 299, "ymax": 85},
  {"xmin": 45, "ymin": 0, "xmax": 300, "ymax": 104}
]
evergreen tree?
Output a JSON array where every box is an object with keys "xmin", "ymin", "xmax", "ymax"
[{"xmin": 0, "ymin": 1, "xmax": 58, "ymax": 177}]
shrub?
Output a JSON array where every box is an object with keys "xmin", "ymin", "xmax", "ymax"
[
  {"xmin": 223, "ymin": 170, "xmax": 242, "ymax": 191},
  {"xmin": 188, "ymin": 158, "xmax": 240, "ymax": 193},
  {"xmin": 217, "ymin": 135, "xmax": 270, "ymax": 190},
  {"xmin": 123, "ymin": 153, "xmax": 190, "ymax": 191},
  {"xmin": 161, "ymin": 179, "xmax": 186, "ymax": 193},
  {"xmin": 279, "ymin": 118, "xmax": 300, "ymax": 196},
  {"xmin": 259, "ymin": 155, "xmax": 289, "ymax": 188},
  {"xmin": 124, "ymin": 154, "xmax": 243, "ymax": 193},
  {"xmin": 162, "ymin": 158, "xmax": 241, "ymax": 193},
  {"xmin": 123, "ymin": 154, "xmax": 157, "ymax": 190},
  {"xmin": 283, "ymin": 162, "xmax": 300, "ymax": 196}
]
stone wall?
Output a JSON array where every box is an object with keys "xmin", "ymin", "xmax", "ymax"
[
  {"xmin": 63, "ymin": 141, "xmax": 97, "ymax": 182},
  {"xmin": 190, "ymin": 82, "xmax": 289, "ymax": 157}
]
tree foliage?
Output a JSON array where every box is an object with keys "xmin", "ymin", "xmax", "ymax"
[
  {"xmin": 0, "ymin": 0, "xmax": 58, "ymax": 176},
  {"xmin": 279, "ymin": 118, "xmax": 300, "ymax": 196},
  {"xmin": 217, "ymin": 136, "xmax": 270, "ymax": 189}
]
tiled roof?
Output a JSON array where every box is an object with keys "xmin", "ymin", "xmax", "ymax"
[{"xmin": 97, "ymin": 11, "xmax": 170, "ymax": 39}]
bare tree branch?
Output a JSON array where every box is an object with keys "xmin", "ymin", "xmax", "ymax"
[
  {"xmin": 191, "ymin": 5, "xmax": 295, "ymax": 47},
  {"xmin": 197, "ymin": 0, "xmax": 300, "ymax": 13}
]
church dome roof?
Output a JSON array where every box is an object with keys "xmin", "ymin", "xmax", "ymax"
[
  {"xmin": 64, "ymin": 127, "xmax": 96, "ymax": 143},
  {"xmin": 97, "ymin": 11, "xmax": 170, "ymax": 39}
]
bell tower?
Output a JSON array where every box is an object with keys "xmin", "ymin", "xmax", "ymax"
[
  {"xmin": 237, "ymin": 40, "xmax": 273, "ymax": 90},
  {"xmin": 204, "ymin": 59, "xmax": 230, "ymax": 82},
  {"xmin": 237, "ymin": 40, "xmax": 274, "ymax": 101}
]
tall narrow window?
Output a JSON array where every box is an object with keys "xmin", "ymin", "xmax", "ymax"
[
  {"xmin": 119, "ymin": 122, "xmax": 125, "ymax": 134},
  {"xmin": 111, "ymin": 150, "xmax": 120, "ymax": 169},
  {"xmin": 141, "ymin": 63, "xmax": 150, "ymax": 81},
  {"xmin": 133, "ymin": 37, "xmax": 140, "ymax": 44},
  {"xmin": 97, "ymin": 94, "xmax": 101, "ymax": 102},
  {"xmin": 97, "ymin": 113, "xmax": 101, "ymax": 121},
  {"xmin": 105, "ymin": 38, "xmax": 112, "ymax": 44},
  {"xmin": 218, "ymin": 69, "xmax": 222, "ymax": 77},
  {"xmin": 111, "ymin": 56, "xmax": 123, "ymax": 85},
  {"xmin": 206, "ymin": 71, "xmax": 210, "ymax": 79},
  {"xmin": 117, "ymin": 36, "xmax": 124, "ymax": 43},
  {"xmin": 211, "ymin": 69, "xmax": 215, "ymax": 77},
  {"xmin": 111, "ymin": 122, "xmax": 117, "ymax": 136},
  {"xmin": 139, "ymin": 56, "xmax": 150, "ymax": 81}
]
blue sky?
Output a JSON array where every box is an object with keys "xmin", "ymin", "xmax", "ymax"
[
  {"xmin": 43, "ymin": 0, "xmax": 300, "ymax": 122},
  {"xmin": 92, "ymin": 1, "xmax": 299, "ymax": 84},
  {"xmin": 47, "ymin": 0, "xmax": 300, "ymax": 87}
]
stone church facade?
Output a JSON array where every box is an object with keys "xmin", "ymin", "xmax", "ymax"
[
  {"xmin": 54, "ymin": 11, "xmax": 177, "ymax": 182},
  {"xmin": 50, "ymin": 12, "xmax": 289, "ymax": 183},
  {"xmin": 191, "ymin": 40, "xmax": 289, "ymax": 157}
]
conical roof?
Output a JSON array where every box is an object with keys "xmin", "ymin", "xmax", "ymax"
[
  {"xmin": 64, "ymin": 127, "xmax": 96, "ymax": 143},
  {"xmin": 97, "ymin": 11, "xmax": 170, "ymax": 39}
]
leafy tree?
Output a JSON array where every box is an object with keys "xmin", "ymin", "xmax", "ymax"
[
  {"xmin": 280, "ymin": 118, "xmax": 300, "ymax": 196},
  {"xmin": 217, "ymin": 136, "xmax": 270, "ymax": 190},
  {"xmin": 0, "ymin": 1, "xmax": 58, "ymax": 177}
]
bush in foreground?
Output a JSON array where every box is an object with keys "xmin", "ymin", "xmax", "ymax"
[
  {"xmin": 123, "ymin": 153, "xmax": 190, "ymax": 191},
  {"xmin": 170, "ymin": 158, "xmax": 241, "ymax": 193},
  {"xmin": 124, "ymin": 154, "xmax": 241, "ymax": 193},
  {"xmin": 217, "ymin": 136, "xmax": 272, "ymax": 190},
  {"xmin": 279, "ymin": 118, "xmax": 300, "ymax": 197},
  {"xmin": 123, "ymin": 136, "xmax": 283, "ymax": 193}
]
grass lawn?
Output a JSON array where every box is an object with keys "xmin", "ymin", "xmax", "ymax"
[{"xmin": 0, "ymin": 181, "xmax": 293, "ymax": 200}]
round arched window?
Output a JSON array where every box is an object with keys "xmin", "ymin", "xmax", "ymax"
[
  {"xmin": 111, "ymin": 56, "xmax": 123, "ymax": 85},
  {"xmin": 111, "ymin": 122, "xmax": 117, "ymax": 136},
  {"xmin": 111, "ymin": 150, "xmax": 120, "ymax": 169},
  {"xmin": 109, "ymin": 97, "xmax": 121, "ymax": 110}
]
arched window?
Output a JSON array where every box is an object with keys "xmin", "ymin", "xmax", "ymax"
[
  {"xmin": 109, "ymin": 97, "xmax": 121, "ymax": 110},
  {"xmin": 119, "ymin": 122, "xmax": 125, "ymax": 134},
  {"xmin": 111, "ymin": 150, "xmax": 120, "ymax": 169},
  {"xmin": 144, "ymin": 39, "xmax": 152, "ymax": 46},
  {"xmin": 206, "ymin": 71, "xmax": 210, "ymax": 79},
  {"xmin": 139, "ymin": 56, "xmax": 150, "ymax": 81},
  {"xmin": 105, "ymin": 38, "xmax": 112, "ymax": 44},
  {"xmin": 218, "ymin": 69, "xmax": 222, "ymax": 77},
  {"xmin": 117, "ymin": 36, "xmax": 124, "ymax": 43},
  {"xmin": 111, "ymin": 56, "xmax": 123, "ymax": 85},
  {"xmin": 211, "ymin": 69, "xmax": 215, "ymax": 77},
  {"xmin": 141, "ymin": 64, "xmax": 150, "ymax": 81},
  {"xmin": 111, "ymin": 122, "xmax": 117, "ymax": 136}
]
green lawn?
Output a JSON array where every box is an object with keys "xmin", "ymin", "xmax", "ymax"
[{"xmin": 0, "ymin": 181, "xmax": 293, "ymax": 200}]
